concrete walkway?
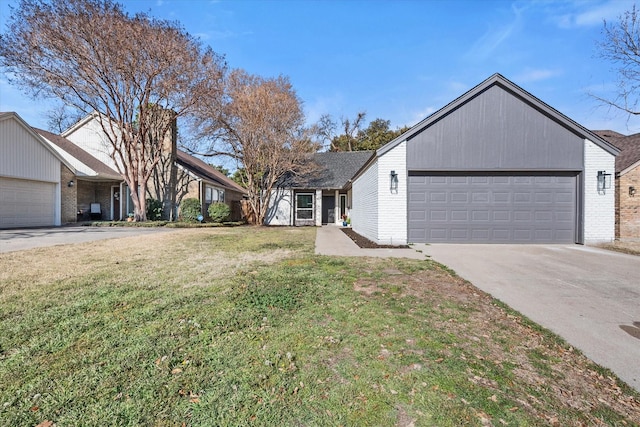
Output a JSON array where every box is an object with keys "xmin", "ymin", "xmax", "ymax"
[{"xmin": 315, "ymin": 226, "xmax": 427, "ymax": 260}]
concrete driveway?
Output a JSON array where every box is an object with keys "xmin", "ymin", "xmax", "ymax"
[
  {"xmin": 0, "ymin": 225, "xmax": 177, "ymax": 253},
  {"xmin": 416, "ymin": 243, "xmax": 640, "ymax": 392}
]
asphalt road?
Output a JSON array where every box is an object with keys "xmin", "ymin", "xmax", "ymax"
[
  {"xmin": 416, "ymin": 243, "xmax": 640, "ymax": 392},
  {"xmin": 0, "ymin": 225, "xmax": 177, "ymax": 253}
]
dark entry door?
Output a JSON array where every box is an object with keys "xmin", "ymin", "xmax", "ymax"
[
  {"xmin": 112, "ymin": 186, "xmax": 121, "ymax": 221},
  {"xmin": 322, "ymin": 196, "xmax": 335, "ymax": 224}
]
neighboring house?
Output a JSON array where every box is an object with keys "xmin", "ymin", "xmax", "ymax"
[
  {"xmin": 266, "ymin": 151, "xmax": 373, "ymax": 226},
  {"xmin": 35, "ymin": 128, "xmax": 123, "ymax": 222},
  {"xmin": 0, "ymin": 112, "xmax": 74, "ymax": 228},
  {"xmin": 350, "ymin": 73, "xmax": 619, "ymax": 245},
  {"xmin": 175, "ymin": 150, "xmax": 247, "ymax": 221},
  {"xmin": 593, "ymin": 130, "xmax": 640, "ymax": 239},
  {"xmin": 61, "ymin": 113, "xmax": 246, "ymax": 221}
]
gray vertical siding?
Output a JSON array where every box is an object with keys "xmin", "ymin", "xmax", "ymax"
[{"xmin": 407, "ymin": 86, "xmax": 584, "ymax": 171}]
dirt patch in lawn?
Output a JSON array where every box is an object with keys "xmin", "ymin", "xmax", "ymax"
[
  {"xmin": 341, "ymin": 227, "xmax": 409, "ymax": 248},
  {"xmin": 353, "ymin": 264, "xmax": 640, "ymax": 422}
]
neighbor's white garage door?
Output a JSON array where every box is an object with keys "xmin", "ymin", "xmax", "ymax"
[{"xmin": 0, "ymin": 177, "xmax": 56, "ymax": 228}]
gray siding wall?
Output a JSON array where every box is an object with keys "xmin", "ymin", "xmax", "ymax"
[{"xmin": 407, "ymin": 86, "xmax": 584, "ymax": 171}]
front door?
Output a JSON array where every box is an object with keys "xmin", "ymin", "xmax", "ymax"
[
  {"xmin": 322, "ymin": 196, "xmax": 335, "ymax": 224},
  {"xmin": 112, "ymin": 186, "xmax": 121, "ymax": 221}
]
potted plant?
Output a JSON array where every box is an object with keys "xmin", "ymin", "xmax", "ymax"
[{"xmin": 342, "ymin": 214, "xmax": 348, "ymax": 227}]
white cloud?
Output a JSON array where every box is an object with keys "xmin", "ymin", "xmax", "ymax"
[
  {"xmin": 551, "ymin": 0, "xmax": 635, "ymax": 29},
  {"xmin": 448, "ymin": 80, "xmax": 469, "ymax": 94},
  {"xmin": 194, "ymin": 32, "xmax": 211, "ymax": 41},
  {"xmin": 466, "ymin": 3, "xmax": 526, "ymax": 60},
  {"xmin": 408, "ymin": 106, "xmax": 436, "ymax": 127},
  {"xmin": 303, "ymin": 92, "xmax": 346, "ymax": 125},
  {"xmin": 514, "ymin": 68, "xmax": 562, "ymax": 83}
]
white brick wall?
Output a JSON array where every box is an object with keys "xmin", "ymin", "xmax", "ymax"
[
  {"xmin": 377, "ymin": 141, "xmax": 408, "ymax": 245},
  {"xmin": 352, "ymin": 159, "xmax": 379, "ymax": 242},
  {"xmin": 265, "ymin": 188, "xmax": 293, "ymax": 225},
  {"xmin": 584, "ymin": 139, "xmax": 616, "ymax": 242},
  {"xmin": 352, "ymin": 141, "xmax": 408, "ymax": 245},
  {"xmin": 315, "ymin": 189, "xmax": 322, "ymax": 226}
]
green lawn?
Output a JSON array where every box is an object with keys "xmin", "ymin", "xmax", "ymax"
[{"xmin": 0, "ymin": 227, "xmax": 638, "ymax": 426}]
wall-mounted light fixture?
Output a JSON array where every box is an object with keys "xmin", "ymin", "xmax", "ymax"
[
  {"xmin": 390, "ymin": 170, "xmax": 399, "ymax": 193},
  {"xmin": 630, "ymin": 186, "xmax": 637, "ymax": 197},
  {"xmin": 67, "ymin": 180, "xmax": 75, "ymax": 187},
  {"xmin": 597, "ymin": 171, "xmax": 611, "ymax": 193}
]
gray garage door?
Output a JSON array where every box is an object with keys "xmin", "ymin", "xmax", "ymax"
[
  {"xmin": 0, "ymin": 177, "xmax": 56, "ymax": 228},
  {"xmin": 408, "ymin": 173, "xmax": 577, "ymax": 243}
]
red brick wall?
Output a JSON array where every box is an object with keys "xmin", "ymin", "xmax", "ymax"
[
  {"xmin": 617, "ymin": 166, "xmax": 640, "ymax": 239},
  {"xmin": 60, "ymin": 165, "xmax": 77, "ymax": 224}
]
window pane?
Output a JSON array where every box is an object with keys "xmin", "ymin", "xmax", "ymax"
[
  {"xmin": 296, "ymin": 194, "xmax": 313, "ymax": 209},
  {"xmin": 297, "ymin": 209, "xmax": 313, "ymax": 219}
]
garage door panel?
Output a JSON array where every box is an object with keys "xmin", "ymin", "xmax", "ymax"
[
  {"xmin": 408, "ymin": 173, "xmax": 576, "ymax": 243},
  {"xmin": 430, "ymin": 192, "xmax": 446, "ymax": 202},
  {"xmin": 0, "ymin": 177, "xmax": 56, "ymax": 228}
]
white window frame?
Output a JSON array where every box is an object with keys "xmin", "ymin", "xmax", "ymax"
[{"xmin": 295, "ymin": 193, "xmax": 314, "ymax": 220}]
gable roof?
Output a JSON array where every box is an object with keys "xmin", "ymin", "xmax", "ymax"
[
  {"xmin": 0, "ymin": 111, "xmax": 75, "ymax": 172},
  {"xmin": 593, "ymin": 130, "xmax": 640, "ymax": 175},
  {"xmin": 176, "ymin": 150, "xmax": 246, "ymax": 194},
  {"xmin": 35, "ymin": 128, "xmax": 121, "ymax": 181},
  {"xmin": 61, "ymin": 111, "xmax": 100, "ymax": 138},
  {"xmin": 378, "ymin": 73, "xmax": 620, "ymax": 158},
  {"xmin": 281, "ymin": 151, "xmax": 374, "ymax": 189}
]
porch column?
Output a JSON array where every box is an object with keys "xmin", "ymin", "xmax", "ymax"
[
  {"xmin": 315, "ymin": 189, "xmax": 322, "ymax": 226},
  {"xmin": 334, "ymin": 190, "xmax": 339, "ymax": 225}
]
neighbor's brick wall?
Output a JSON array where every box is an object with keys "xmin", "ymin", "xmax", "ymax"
[
  {"xmin": 76, "ymin": 181, "xmax": 113, "ymax": 221},
  {"xmin": 377, "ymin": 141, "xmax": 407, "ymax": 245},
  {"xmin": 583, "ymin": 139, "xmax": 616, "ymax": 242},
  {"xmin": 60, "ymin": 165, "xmax": 77, "ymax": 224},
  {"xmin": 617, "ymin": 166, "xmax": 640, "ymax": 239}
]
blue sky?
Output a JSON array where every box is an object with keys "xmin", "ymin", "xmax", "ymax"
[{"xmin": 2, "ymin": 0, "xmax": 640, "ymax": 135}]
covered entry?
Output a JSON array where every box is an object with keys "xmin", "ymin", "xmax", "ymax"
[{"xmin": 408, "ymin": 172, "xmax": 578, "ymax": 243}]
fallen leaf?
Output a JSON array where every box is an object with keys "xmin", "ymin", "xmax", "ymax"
[
  {"xmin": 171, "ymin": 367, "xmax": 183, "ymax": 374},
  {"xmin": 489, "ymin": 395, "xmax": 498, "ymax": 402},
  {"xmin": 30, "ymin": 406, "xmax": 39, "ymax": 412},
  {"xmin": 35, "ymin": 422, "xmax": 53, "ymax": 427}
]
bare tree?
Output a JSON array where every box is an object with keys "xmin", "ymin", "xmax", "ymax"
[
  {"xmin": 317, "ymin": 112, "xmax": 367, "ymax": 152},
  {"xmin": 0, "ymin": 0, "xmax": 225, "ymax": 220},
  {"xmin": 596, "ymin": 5, "xmax": 640, "ymax": 116},
  {"xmin": 45, "ymin": 103, "xmax": 85, "ymax": 134},
  {"xmin": 194, "ymin": 69, "xmax": 319, "ymax": 225}
]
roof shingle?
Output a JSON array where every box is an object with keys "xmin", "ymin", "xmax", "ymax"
[{"xmin": 593, "ymin": 130, "xmax": 640, "ymax": 174}]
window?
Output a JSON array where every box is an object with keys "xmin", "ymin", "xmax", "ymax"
[
  {"xmin": 205, "ymin": 186, "xmax": 224, "ymax": 203},
  {"xmin": 295, "ymin": 193, "xmax": 314, "ymax": 220}
]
